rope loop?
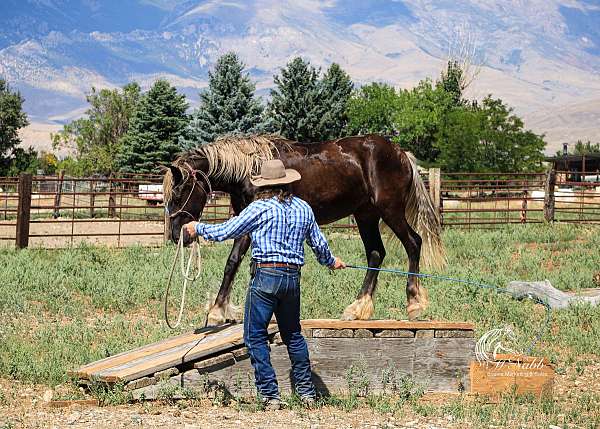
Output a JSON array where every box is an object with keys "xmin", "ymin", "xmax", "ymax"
[{"xmin": 163, "ymin": 226, "xmax": 202, "ymax": 329}]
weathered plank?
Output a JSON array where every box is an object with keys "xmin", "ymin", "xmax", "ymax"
[
  {"xmin": 97, "ymin": 325, "xmax": 247, "ymax": 382},
  {"xmin": 78, "ymin": 324, "xmax": 276, "ymax": 383},
  {"xmin": 353, "ymin": 329, "xmax": 373, "ymax": 338},
  {"xmin": 312, "ymin": 328, "xmax": 353, "ymax": 338},
  {"xmin": 301, "ymin": 319, "xmax": 474, "ymax": 330},
  {"xmin": 413, "ymin": 338, "xmax": 475, "ymax": 392},
  {"xmin": 49, "ymin": 399, "xmax": 99, "ymax": 408},
  {"xmin": 435, "ymin": 330, "xmax": 475, "ymax": 338},
  {"xmin": 415, "ymin": 330, "xmax": 434, "ymax": 339},
  {"xmin": 69, "ymin": 324, "xmax": 235, "ymax": 379},
  {"xmin": 374, "ymin": 329, "xmax": 414, "ymax": 338},
  {"xmin": 133, "ymin": 336, "xmax": 476, "ymax": 399},
  {"xmin": 125, "ymin": 376, "xmax": 157, "ymax": 391}
]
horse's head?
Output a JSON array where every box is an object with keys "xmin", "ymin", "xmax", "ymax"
[{"xmin": 163, "ymin": 162, "xmax": 211, "ymax": 245}]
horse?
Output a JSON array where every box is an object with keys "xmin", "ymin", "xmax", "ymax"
[{"xmin": 163, "ymin": 134, "xmax": 445, "ymax": 325}]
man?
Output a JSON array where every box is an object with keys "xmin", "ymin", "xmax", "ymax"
[{"xmin": 184, "ymin": 159, "xmax": 345, "ymax": 410}]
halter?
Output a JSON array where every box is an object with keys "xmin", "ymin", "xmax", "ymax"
[{"xmin": 167, "ymin": 162, "xmax": 213, "ymax": 221}]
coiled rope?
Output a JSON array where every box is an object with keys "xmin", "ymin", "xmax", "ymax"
[
  {"xmin": 163, "ymin": 226, "xmax": 202, "ymax": 329},
  {"xmin": 345, "ymin": 264, "xmax": 552, "ymax": 355}
]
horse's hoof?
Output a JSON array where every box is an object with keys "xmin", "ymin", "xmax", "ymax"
[
  {"xmin": 340, "ymin": 295, "xmax": 374, "ymax": 321},
  {"xmin": 340, "ymin": 311, "xmax": 357, "ymax": 321},
  {"xmin": 406, "ymin": 303, "xmax": 423, "ymax": 321},
  {"xmin": 206, "ymin": 308, "xmax": 227, "ymax": 327}
]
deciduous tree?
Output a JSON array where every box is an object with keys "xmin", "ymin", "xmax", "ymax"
[
  {"xmin": 52, "ymin": 83, "xmax": 141, "ymax": 175},
  {"xmin": 345, "ymin": 83, "xmax": 400, "ymax": 136},
  {"xmin": 0, "ymin": 78, "xmax": 29, "ymax": 175}
]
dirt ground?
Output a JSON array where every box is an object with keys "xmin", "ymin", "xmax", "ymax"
[
  {"xmin": 0, "ymin": 380, "xmax": 453, "ymax": 429},
  {"xmin": 0, "ymin": 220, "xmax": 165, "ymax": 248},
  {"xmin": 2, "ymin": 363, "xmax": 600, "ymax": 429}
]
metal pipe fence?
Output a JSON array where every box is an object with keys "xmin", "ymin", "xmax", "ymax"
[{"xmin": 2, "ymin": 169, "xmax": 598, "ymax": 248}]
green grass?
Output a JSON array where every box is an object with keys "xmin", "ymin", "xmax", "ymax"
[{"xmin": 0, "ymin": 223, "xmax": 599, "ymax": 426}]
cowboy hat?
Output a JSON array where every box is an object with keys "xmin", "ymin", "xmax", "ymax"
[{"xmin": 250, "ymin": 159, "xmax": 301, "ymax": 187}]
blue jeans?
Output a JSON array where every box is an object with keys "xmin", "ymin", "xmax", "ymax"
[{"xmin": 243, "ymin": 266, "xmax": 316, "ymax": 400}]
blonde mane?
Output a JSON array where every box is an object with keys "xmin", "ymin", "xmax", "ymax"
[
  {"xmin": 162, "ymin": 168, "xmax": 175, "ymax": 204},
  {"xmin": 183, "ymin": 134, "xmax": 290, "ymax": 182},
  {"xmin": 164, "ymin": 134, "xmax": 292, "ymax": 203}
]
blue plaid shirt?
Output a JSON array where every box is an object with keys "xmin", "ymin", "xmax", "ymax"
[{"xmin": 195, "ymin": 196, "xmax": 336, "ymax": 267}]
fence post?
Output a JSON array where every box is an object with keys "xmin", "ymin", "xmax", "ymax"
[
  {"xmin": 53, "ymin": 169, "xmax": 64, "ymax": 219},
  {"xmin": 16, "ymin": 173, "xmax": 32, "ymax": 249},
  {"xmin": 108, "ymin": 175, "xmax": 116, "ymax": 218},
  {"xmin": 521, "ymin": 185, "xmax": 528, "ymax": 223},
  {"xmin": 428, "ymin": 168, "xmax": 442, "ymax": 221},
  {"xmin": 164, "ymin": 211, "xmax": 171, "ymax": 243},
  {"xmin": 89, "ymin": 179, "xmax": 96, "ymax": 218},
  {"xmin": 544, "ymin": 169, "xmax": 556, "ymax": 223}
]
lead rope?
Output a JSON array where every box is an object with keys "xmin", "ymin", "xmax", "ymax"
[
  {"xmin": 345, "ymin": 264, "xmax": 552, "ymax": 355},
  {"xmin": 163, "ymin": 226, "xmax": 202, "ymax": 329}
]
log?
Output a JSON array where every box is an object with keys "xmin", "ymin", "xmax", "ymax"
[{"xmin": 506, "ymin": 280, "xmax": 600, "ymax": 309}]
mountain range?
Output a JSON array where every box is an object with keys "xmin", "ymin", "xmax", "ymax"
[{"xmin": 2, "ymin": 0, "xmax": 600, "ymax": 154}]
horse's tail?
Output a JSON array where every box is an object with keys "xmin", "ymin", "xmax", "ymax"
[{"xmin": 404, "ymin": 152, "xmax": 447, "ymax": 269}]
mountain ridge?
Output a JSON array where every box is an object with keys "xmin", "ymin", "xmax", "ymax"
[{"xmin": 3, "ymin": 0, "xmax": 600, "ymax": 154}]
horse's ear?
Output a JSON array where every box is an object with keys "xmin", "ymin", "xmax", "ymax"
[{"xmin": 169, "ymin": 165, "xmax": 183, "ymax": 186}]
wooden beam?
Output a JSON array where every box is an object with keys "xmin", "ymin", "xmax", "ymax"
[
  {"xmin": 301, "ymin": 319, "xmax": 474, "ymax": 330},
  {"xmin": 16, "ymin": 173, "xmax": 32, "ymax": 249}
]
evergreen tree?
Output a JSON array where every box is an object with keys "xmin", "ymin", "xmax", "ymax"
[
  {"xmin": 181, "ymin": 52, "xmax": 268, "ymax": 148},
  {"xmin": 117, "ymin": 80, "xmax": 189, "ymax": 173},
  {"xmin": 318, "ymin": 63, "xmax": 354, "ymax": 140},
  {"xmin": 268, "ymin": 57, "xmax": 321, "ymax": 142},
  {"xmin": 0, "ymin": 78, "xmax": 29, "ymax": 175}
]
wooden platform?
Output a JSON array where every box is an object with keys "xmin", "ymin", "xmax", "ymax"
[{"xmin": 71, "ymin": 319, "xmax": 476, "ymax": 399}]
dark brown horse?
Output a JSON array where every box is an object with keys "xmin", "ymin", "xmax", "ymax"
[{"xmin": 163, "ymin": 134, "xmax": 445, "ymax": 324}]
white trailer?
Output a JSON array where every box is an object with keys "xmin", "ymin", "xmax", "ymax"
[{"xmin": 138, "ymin": 184, "xmax": 163, "ymax": 205}]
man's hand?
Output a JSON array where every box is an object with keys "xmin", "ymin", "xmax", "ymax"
[
  {"xmin": 184, "ymin": 221, "xmax": 199, "ymax": 239},
  {"xmin": 331, "ymin": 256, "xmax": 346, "ymax": 270}
]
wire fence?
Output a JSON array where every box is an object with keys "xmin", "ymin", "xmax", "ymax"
[{"xmin": 1, "ymin": 169, "xmax": 598, "ymax": 248}]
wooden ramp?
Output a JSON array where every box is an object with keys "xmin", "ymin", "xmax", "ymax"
[
  {"xmin": 71, "ymin": 319, "xmax": 475, "ymax": 398},
  {"xmin": 71, "ymin": 323, "xmax": 278, "ymax": 383}
]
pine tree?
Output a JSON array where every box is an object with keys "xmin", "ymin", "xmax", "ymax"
[
  {"xmin": 0, "ymin": 78, "xmax": 29, "ymax": 175},
  {"xmin": 180, "ymin": 52, "xmax": 267, "ymax": 148},
  {"xmin": 117, "ymin": 80, "xmax": 189, "ymax": 173},
  {"xmin": 318, "ymin": 63, "xmax": 354, "ymax": 140},
  {"xmin": 268, "ymin": 57, "xmax": 321, "ymax": 142}
]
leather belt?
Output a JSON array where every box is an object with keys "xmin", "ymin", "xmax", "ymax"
[{"xmin": 256, "ymin": 262, "xmax": 300, "ymax": 270}]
